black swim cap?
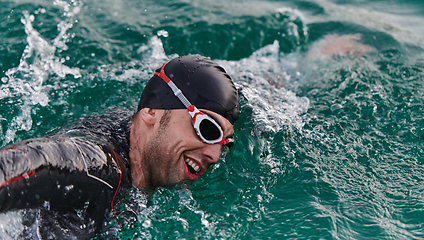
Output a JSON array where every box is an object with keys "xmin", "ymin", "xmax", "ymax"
[{"xmin": 138, "ymin": 55, "xmax": 240, "ymax": 125}]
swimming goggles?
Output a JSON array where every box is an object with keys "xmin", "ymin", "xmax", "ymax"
[{"xmin": 154, "ymin": 61, "xmax": 234, "ymax": 147}]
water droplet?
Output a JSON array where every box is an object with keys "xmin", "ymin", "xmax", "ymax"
[
  {"xmin": 65, "ymin": 185, "xmax": 74, "ymax": 192},
  {"xmin": 157, "ymin": 29, "xmax": 169, "ymax": 37}
]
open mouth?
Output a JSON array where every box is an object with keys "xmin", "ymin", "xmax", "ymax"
[{"xmin": 184, "ymin": 157, "xmax": 201, "ymax": 175}]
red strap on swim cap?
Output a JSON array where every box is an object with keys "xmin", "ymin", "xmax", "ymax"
[{"xmin": 154, "ymin": 61, "xmax": 171, "ymax": 83}]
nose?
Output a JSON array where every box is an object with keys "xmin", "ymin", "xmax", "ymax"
[{"xmin": 202, "ymin": 143, "xmax": 223, "ymax": 164}]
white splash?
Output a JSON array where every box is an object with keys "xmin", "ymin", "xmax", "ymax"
[
  {"xmin": 94, "ymin": 35, "xmax": 178, "ymax": 84},
  {"xmin": 217, "ymin": 40, "xmax": 310, "ymax": 133},
  {"xmin": 137, "ymin": 35, "xmax": 177, "ymax": 63},
  {"xmin": 276, "ymin": 7, "xmax": 309, "ymax": 45},
  {"xmin": 157, "ymin": 29, "xmax": 169, "ymax": 38},
  {"xmin": 0, "ymin": 211, "xmax": 25, "ymax": 240},
  {"xmin": 52, "ymin": 0, "xmax": 83, "ymax": 52},
  {"xmin": 1, "ymin": 4, "xmax": 82, "ymax": 144}
]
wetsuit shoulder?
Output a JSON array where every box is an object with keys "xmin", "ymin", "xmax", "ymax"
[
  {"xmin": 0, "ymin": 109, "xmax": 135, "ymax": 238},
  {"xmin": 0, "ymin": 135, "xmax": 129, "ymax": 214}
]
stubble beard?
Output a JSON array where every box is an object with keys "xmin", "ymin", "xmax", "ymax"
[{"xmin": 143, "ymin": 110, "xmax": 179, "ymax": 188}]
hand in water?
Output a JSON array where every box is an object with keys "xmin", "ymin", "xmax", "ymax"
[{"xmin": 306, "ymin": 33, "xmax": 375, "ymax": 60}]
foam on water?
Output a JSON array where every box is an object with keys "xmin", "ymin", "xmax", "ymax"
[
  {"xmin": 0, "ymin": 211, "xmax": 24, "ymax": 240},
  {"xmin": 218, "ymin": 40, "xmax": 310, "ymax": 133},
  {"xmin": 89, "ymin": 32, "xmax": 179, "ymax": 87}
]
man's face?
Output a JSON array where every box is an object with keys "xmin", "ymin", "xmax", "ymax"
[{"xmin": 141, "ymin": 109, "xmax": 234, "ymax": 188}]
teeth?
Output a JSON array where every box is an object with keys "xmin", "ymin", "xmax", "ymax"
[{"xmin": 185, "ymin": 158, "xmax": 201, "ymax": 173}]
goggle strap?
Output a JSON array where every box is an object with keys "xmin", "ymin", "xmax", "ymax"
[
  {"xmin": 167, "ymin": 81, "xmax": 191, "ymax": 108},
  {"xmin": 154, "ymin": 62, "xmax": 191, "ymax": 108}
]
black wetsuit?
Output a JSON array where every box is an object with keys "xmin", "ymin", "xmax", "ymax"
[{"xmin": 0, "ymin": 109, "xmax": 133, "ymax": 239}]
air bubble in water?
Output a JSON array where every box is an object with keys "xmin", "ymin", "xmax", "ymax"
[{"xmin": 331, "ymin": 103, "xmax": 343, "ymax": 111}]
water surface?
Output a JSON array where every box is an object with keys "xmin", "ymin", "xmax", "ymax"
[{"xmin": 1, "ymin": 0, "xmax": 424, "ymax": 239}]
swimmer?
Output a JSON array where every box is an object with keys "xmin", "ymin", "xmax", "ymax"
[{"xmin": 0, "ymin": 55, "xmax": 240, "ymax": 239}]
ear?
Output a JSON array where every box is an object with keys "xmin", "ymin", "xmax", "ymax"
[{"xmin": 139, "ymin": 108, "xmax": 160, "ymax": 126}]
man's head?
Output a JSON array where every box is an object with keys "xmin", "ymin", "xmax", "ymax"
[
  {"xmin": 130, "ymin": 55, "xmax": 240, "ymax": 190},
  {"xmin": 138, "ymin": 55, "xmax": 239, "ymax": 125}
]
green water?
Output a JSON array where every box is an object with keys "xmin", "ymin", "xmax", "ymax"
[{"xmin": 1, "ymin": 0, "xmax": 424, "ymax": 239}]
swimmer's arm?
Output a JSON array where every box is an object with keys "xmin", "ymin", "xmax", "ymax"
[{"xmin": 0, "ymin": 137, "xmax": 125, "ymax": 213}]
